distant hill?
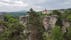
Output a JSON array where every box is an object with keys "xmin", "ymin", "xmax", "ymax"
[
  {"xmin": 5, "ymin": 10, "xmax": 28, "ymax": 17},
  {"xmin": 0, "ymin": 12, "xmax": 6, "ymax": 15},
  {"xmin": 0, "ymin": 8, "xmax": 71, "ymax": 17}
]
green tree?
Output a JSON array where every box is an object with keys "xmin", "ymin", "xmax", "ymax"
[
  {"xmin": 0, "ymin": 16, "xmax": 25, "ymax": 40},
  {"xmin": 4, "ymin": 14, "xmax": 18, "ymax": 23}
]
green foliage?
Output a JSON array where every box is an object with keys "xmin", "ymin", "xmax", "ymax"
[
  {"xmin": 0, "ymin": 15, "xmax": 25, "ymax": 40},
  {"xmin": 4, "ymin": 14, "xmax": 18, "ymax": 23},
  {"xmin": 52, "ymin": 26, "xmax": 63, "ymax": 40},
  {"xmin": 42, "ymin": 32, "xmax": 49, "ymax": 40},
  {"xmin": 66, "ymin": 27, "xmax": 71, "ymax": 40},
  {"xmin": 52, "ymin": 10, "xmax": 62, "ymax": 16}
]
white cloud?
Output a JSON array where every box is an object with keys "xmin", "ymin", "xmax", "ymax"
[
  {"xmin": 0, "ymin": 0, "xmax": 29, "ymax": 7},
  {"xmin": 0, "ymin": 2, "xmax": 9, "ymax": 6},
  {"xmin": 9, "ymin": 1, "xmax": 28, "ymax": 7},
  {"xmin": 0, "ymin": 0, "xmax": 29, "ymax": 12},
  {"xmin": 31, "ymin": 6, "xmax": 43, "ymax": 11},
  {"xmin": 0, "ymin": 0, "xmax": 71, "ymax": 12},
  {"xmin": 32, "ymin": 0, "xmax": 47, "ymax": 4}
]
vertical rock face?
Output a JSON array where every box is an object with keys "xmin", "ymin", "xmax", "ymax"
[
  {"xmin": 43, "ymin": 16, "xmax": 50, "ymax": 31},
  {"xmin": 43, "ymin": 15, "xmax": 58, "ymax": 31},
  {"xmin": 62, "ymin": 19, "xmax": 70, "ymax": 33},
  {"xmin": 62, "ymin": 19, "xmax": 70, "ymax": 27},
  {"xmin": 49, "ymin": 15, "xmax": 58, "ymax": 28}
]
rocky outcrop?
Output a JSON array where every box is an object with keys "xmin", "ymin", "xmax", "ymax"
[
  {"xmin": 62, "ymin": 19, "xmax": 71, "ymax": 33},
  {"xmin": 43, "ymin": 15, "xmax": 58, "ymax": 31},
  {"xmin": 19, "ymin": 15, "xmax": 58, "ymax": 32},
  {"xmin": 19, "ymin": 15, "xmax": 28, "ymax": 27},
  {"xmin": 19, "ymin": 14, "xmax": 71, "ymax": 33}
]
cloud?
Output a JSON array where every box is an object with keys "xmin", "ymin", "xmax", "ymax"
[
  {"xmin": 0, "ymin": 0, "xmax": 71, "ymax": 12},
  {"xmin": 0, "ymin": 0, "xmax": 29, "ymax": 7},
  {"xmin": 0, "ymin": 0, "xmax": 29, "ymax": 12},
  {"xmin": 31, "ymin": 0, "xmax": 47, "ymax": 4},
  {"xmin": 39, "ymin": 0, "xmax": 71, "ymax": 10}
]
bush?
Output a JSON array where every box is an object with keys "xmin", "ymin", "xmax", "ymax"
[{"xmin": 52, "ymin": 26, "xmax": 63, "ymax": 40}]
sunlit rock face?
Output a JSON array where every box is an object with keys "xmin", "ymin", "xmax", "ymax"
[
  {"xmin": 62, "ymin": 19, "xmax": 70, "ymax": 33},
  {"xmin": 43, "ymin": 15, "xmax": 58, "ymax": 31}
]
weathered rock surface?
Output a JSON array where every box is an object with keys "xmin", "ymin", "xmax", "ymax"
[
  {"xmin": 62, "ymin": 19, "xmax": 71, "ymax": 33},
  {"xmin": 43, "ymin": 15, "xmax": 58, "ymax": 31}
]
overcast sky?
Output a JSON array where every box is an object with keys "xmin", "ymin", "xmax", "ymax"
[{"xmin": 0, "ymin": 0, "xmax": 71, "ymax": 12}]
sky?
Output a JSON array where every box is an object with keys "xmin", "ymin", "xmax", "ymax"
[{"xmin": 0, "ymin": 0, "xmax": 71, "ymax": 12}]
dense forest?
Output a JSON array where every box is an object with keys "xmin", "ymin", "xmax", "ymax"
[{"xmin": 0, "ymin": 8, "xmax": 71, "ymax": 40}]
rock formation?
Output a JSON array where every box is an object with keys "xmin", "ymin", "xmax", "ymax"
[
  {"xmin": 43, "ymin": 15, "xmax": 58, "ymax": 31},
  {"xmin": 62, "ymin": 19, "xmax": 71, "ymax": 33},
  {"xmin": 19, "ymin": 15, "xmax": 58, "ymax": 32},
  {"xmin": 19, "ymin": 15, "xmax": 28, "ymax": 27}
]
